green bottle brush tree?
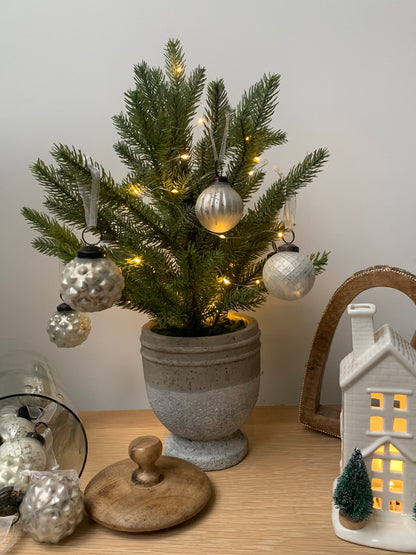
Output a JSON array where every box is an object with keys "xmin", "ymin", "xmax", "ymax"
[{"xmin": 22, "ymin": 39, "xmax": 329, "ymax": 337}]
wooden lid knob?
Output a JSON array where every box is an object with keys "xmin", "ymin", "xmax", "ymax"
[{"xmin": 129, "ymin": 436, "xmax": 163, "ymax": 486}]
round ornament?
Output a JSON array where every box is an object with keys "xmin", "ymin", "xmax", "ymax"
[
  {"xmin": 46, "ymin": 303, "xmax": 91, "ymax": 348},
  {"xmin": 20, "ymin": 472, "xmax": 84, "ymax": 543},
  {"xmin": 263, "ymin": 244, "xmax": 315, "ymax": 301},
  {"xmin": 0, "ymin": 455, "xmax": 33, "ymax": 493},
  {"xmin": 60, "ymin": 245, "xmax": 125, "ymax": 312},
  {"xmin": 0, "ymin": 415, "xmax": 35, "ymax": 442},
  {"xmin": 195, "ymin": 176, "xmax": 243, "ymax": 233},
  {"xmin": 0, "ymin": 436, "xmax": 47, "ymax": 471}
]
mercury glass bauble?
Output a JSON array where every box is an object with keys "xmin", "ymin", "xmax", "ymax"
[
  {"xmin": 60, "ymin": 245, "xmax": 125, "ymax": 312},
  {"xmin": 195, "ymin": 176, "xmax": 244, "ymax": 233},
  {"xmin": 0, "ymin": 455, "xmax": 32, "ymax": 492},
  {"xmin": 263, "ymin": 247, "xmax": 315, "ymax": 301},
  {"xmin": 46, "ymin": 303, "xmax": 91, "ymax": 348},
  {"xmin": 0, "ymin": 438, "xmax": 47, "ymax": 471},
  {"xmin": 0, "ymin": 415, "xmax": 35, "ymax": 442},
  {"xmin": 20, "ymin": 473, "xmax": 84, "ymax": 543}
]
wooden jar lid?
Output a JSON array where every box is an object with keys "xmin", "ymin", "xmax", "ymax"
[{"xmin": 84, "ymin": 435, "xmax": 212, "ymax": 532}]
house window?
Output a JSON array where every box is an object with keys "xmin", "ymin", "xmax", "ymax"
[
  {"xmin": 375, "ymin": 445, "xmax": 385, "ymax": 454},
  {"xmin": 372, "ymin": 458, "xmax": 383, "ymax": 472},
  {"xmin": 371, "ymin": 478, "xmax": 383, "ymax": 490},
  {"xmin": 394, "ymin": 394, "xmax": 407, "ymax": 410},
  {"xmin": 370, "ymin": 416, "xmax": 384, "ymax": 432},
  {"xmin": 389, "ymin": 500, "xmax": 403, "ymax": 513},
  {"xmin": 389, "ymin": 444, "xmax": 400, "ymax": 454},
  {"xmin": 389, "ymin": 480, "xmax": 403, "ymax": 493},
  {"xmin": 371, "ymin": 393, "xmax": 384, "ymax": 408},
  {"xmin": 373, "ymin": 497, "xmax": 382, "ymax": 510},
  {"xmin": 393, "ymin": 418, "xmax": 407, "ymax": 433},
  {"xmin": 390, "ymin": 460, "xmax": 403, "ymax": 473}
]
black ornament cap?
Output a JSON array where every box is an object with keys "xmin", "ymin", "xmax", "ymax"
[
  {"xmin": 77, "ymin": 245, "xmax": 104, "ymax": 259},
  {"xmin": 57, "ymin": 302, "xmax": 73, "ymax": 312},
  {"xmin": 277, "ymin": 243, "xmax": 300, "ymax": 253},
  {"xmin": 211, "ymin": 176, "xmax": 229, "ymax": 185},
  {"xmin": 26, "ymin": 422, "xmax": 47, "ymax": 445}
]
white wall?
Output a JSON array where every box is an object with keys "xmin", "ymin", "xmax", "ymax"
[{"xmin": 1, "ymin": 0, "xmax": 415, "ymax": 411}]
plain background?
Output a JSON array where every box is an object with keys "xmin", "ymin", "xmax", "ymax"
[{"xmin": 1, "ymin": 0, "xmax": 415, "ymax": 411}]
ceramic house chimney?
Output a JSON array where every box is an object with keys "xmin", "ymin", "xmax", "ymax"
[{"xmin": 347, "ymin": 303, "xmax": 376, "ymax": 359}]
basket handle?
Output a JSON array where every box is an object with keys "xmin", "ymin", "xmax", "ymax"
[{"xmin": 299, "ymin": 265, "xmax": 416, "ymax": 438}]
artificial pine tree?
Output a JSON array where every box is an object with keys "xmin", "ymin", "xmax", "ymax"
[
  {"xmin": 334, "ymin": 448, "xmax": 373, "ymax": 525},
  {"xmin": 22, "ymin": 39, "xmax": 329, "ymax": 337}
]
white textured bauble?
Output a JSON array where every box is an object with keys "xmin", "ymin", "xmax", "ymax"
[
  {"xmin": 0, "ymin": 438, "xmax": 47, "ymax": 471},
  {"xmin": 263, "ymin": 249, "xmax": 315, "ymax": 300},
  {"xmin": 46, "ymin": 304, "xmax": 91, "ymax": 348},
  {"xmin": 60, "ymin": 246, "xmax": 125, "ymax": 312},
  {"xmin": 195, "ymin": 177, "xmax": 244, "ymax": 233},
  {"xmin": 0, "ymin": 455, "xmax": 33, "ymax": 492},
  {"xmin": 20, "ymin": 473, "xmax": 84, "ymax": 543},
  {"xmin": 0, "ymin": 415, "xmax": 35, "ymax": 441}
]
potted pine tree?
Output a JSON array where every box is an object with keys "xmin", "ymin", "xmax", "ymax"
[
  {"xmin": 333, "ymin": 448, "xmax": 373, "ymax": 529},
  {"xmin": 22, "ymin": 40, "xmax": 329, "ymax": 470}
]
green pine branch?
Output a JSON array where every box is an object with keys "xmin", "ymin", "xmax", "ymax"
[{"xmin": 23, "ymin": 40, "xmax": 329, "ymax": 336}]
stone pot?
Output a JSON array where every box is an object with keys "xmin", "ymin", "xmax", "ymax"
[{"xmin": 140, "ymin": 314, "xmax": 261, "ymax": 471}]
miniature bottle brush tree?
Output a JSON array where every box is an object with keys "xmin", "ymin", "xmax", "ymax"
[{"xmin": 22, "ymin": 39, "xmax": 329, "ymax": 337}]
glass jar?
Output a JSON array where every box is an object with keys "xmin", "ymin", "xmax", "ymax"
[{"xmin": 0, "ymin": 344, "xmax": 87, "ymax": 476}]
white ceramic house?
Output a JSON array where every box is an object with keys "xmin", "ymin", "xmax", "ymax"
[{"xmin": 333, "ymin": 302, "xmax": 416, "ymax": 551}]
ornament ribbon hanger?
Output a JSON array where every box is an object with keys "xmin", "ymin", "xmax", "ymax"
[
  {"xmin": 208, "ymin": 112, "xmax": 230, "ymax": 176},
  {"xmin": 78, "ymin": 159, "xmax": 100, "ymax": 234}
]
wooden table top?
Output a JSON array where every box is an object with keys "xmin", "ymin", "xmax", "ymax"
[{"xmin": 8, "ymin": 406, "xmax": 398, "ymax": 554}]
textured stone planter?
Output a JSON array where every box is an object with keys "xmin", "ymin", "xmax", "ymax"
[{"xmin": 140, "ymin": 314, "xmax": 261, "ymax": 471}]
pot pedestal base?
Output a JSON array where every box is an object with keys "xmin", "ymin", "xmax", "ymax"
[{"xmin": 164, "ymin": 430, "xmax": 248, "ymax": 471}]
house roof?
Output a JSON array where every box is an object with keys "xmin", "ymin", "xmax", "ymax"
[
  {"xmin": 340, "ymin": 324, "xmax": 416, "ymax": 389},
  {"xmin": 361, "ymin": 436, "xmax": 416, "ymax": 463}
]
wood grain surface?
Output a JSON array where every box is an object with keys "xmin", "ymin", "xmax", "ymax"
[{"xmin": 9, "ymin": 407, "xmax": 399, "ymax": 554}]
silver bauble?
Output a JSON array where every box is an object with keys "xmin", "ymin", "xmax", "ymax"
[
  {"xmin": 0, "ymin": 438, "xmax": 47, "ymax": 471},
  {"xmin": 0, "ymin": 415, "xmax": 35, "ymax": 441},
  {"xmin": 20, "ymin": 472, "xmax": 84, "ymax": 543},
  {"xmin": 0, "ymin": 455, "xmax": 32, "ymax": 492},
  {"xmin": 46, "ymin": 303, "xmax": 91, "ymax": 348},
  {"xmin": 60, "ymin": 246, "xmax": 124, "ymax": 312},
  {"xmin": 263, "ymin": 247, "xmax": 315, "ymax": 301},
  {"xmin": 195, "ymin": 176, "xmax": 244, "ymax": 233}
]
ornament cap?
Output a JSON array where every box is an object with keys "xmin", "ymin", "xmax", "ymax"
[
  {"xmin": 76, "ymin": 245, "xmax": 104, "ymax": 259},
  {"xmin": 211, "ymin": 176, "xmax": 229, "ymax": 184},
  {"xmin": 56, "ymin": 302, "xmax": 73, "ymax": 312},
  {"xmin": 277, "ymin": 243, "xmax": 300, "ymax": 253}
]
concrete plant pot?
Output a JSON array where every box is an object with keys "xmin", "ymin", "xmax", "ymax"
[{"xmin": 140, "ymin": 314, "xmax": 261, "ymax": 471}]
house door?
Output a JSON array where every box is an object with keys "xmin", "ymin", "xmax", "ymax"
[{"xmin": 370, "ymin": 444, "xmax": 404, "ymax": 514}]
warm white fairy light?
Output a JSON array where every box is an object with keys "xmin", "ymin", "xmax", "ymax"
[
  {"xmin": 255, "ymin": 279, "xmax": 260, "ymax": 285},
  {"xmin": 248, "ymin": 170, "xmax": 254, "ymax": 176},
  {"xmin": 171, "ymin": 188, "xmax": 179, "ymax": 194},
  {"xmin": 128, "ymin": 184, "xmax": 141, "ymax": 196},
  {"xmin": 219, "ymin": 234, "xmax": 226, "ymax": 239},
  {"xmin": 127, "ymin": 256, "xmax": 142, "ymax": 265},
  {"xmin": 198, "ymin": 117, "xmax": 204, "ymax": 125},
  {"xmin": 245, "ymin": 136, "xmax": 250, "ymax": 142},
  {"xmin": 253, "ymin": 156, "xmax": 261, "ymax": 163},
  {"xmin": 222, "ymin": 278, "xmax": 231, "ymax": 285},
  {"xmin": 180, "ymin": 153, "xmax": 189, "ymax": 160}
]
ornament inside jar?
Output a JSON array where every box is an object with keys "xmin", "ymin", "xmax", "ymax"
[
  {"xmin": 263, "ymin": 237, "xmax": 315, "ymax": 301},
  {"xmin": 0, "ymin": 424, "xmax": 47, "ymax": 471},
  {"xmin": 46, "ymin": 302, "xmax": 91, "ymax": 348},
  {"xmin": 60, "ymin": 244, "xmax": 124, "ymax": 312},
  {"xmin": 195, "ymin": 176, "xmax": 243, "ymax": 233}
]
